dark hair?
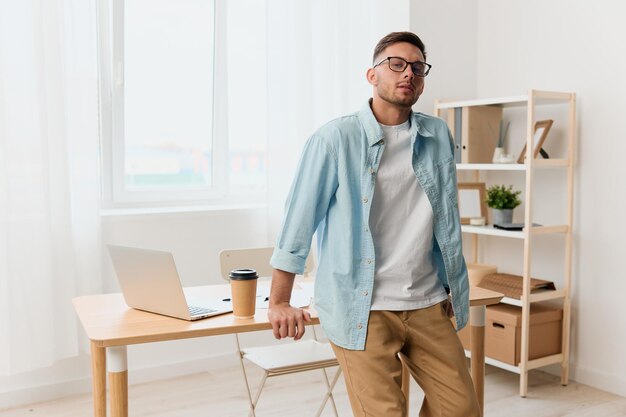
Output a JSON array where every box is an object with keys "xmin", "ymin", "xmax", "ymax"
[{"xmin": 372, "ymin": 32, "xmax": 426, "ymax": 64}]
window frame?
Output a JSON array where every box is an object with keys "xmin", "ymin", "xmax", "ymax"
[{"xmin": 97, "ymin": 0, "xmax": 230, "ymax": 208}]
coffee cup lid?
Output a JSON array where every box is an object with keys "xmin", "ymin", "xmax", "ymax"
[{"xmin": 229, "ymin": 268, "xmax": 259, "ymax": 280}]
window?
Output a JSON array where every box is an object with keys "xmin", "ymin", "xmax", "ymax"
[
  {"xmin": 99, "ymin": 0, "xmax": 267, "ymax": 207},
  {"xmin": 226, "ymin": 1, "xmax": 267, "ymax": 190}
]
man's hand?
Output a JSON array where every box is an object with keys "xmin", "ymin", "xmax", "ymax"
[
  {"xmin": 442, "ymin": 296, "xmax": 455, "ymax": 319},
  {"xmin": 267, "ymin": 268, "xmax": 311, "ymax": 340},
  {"xmin": 268, "ymin": 302, "xmax": 312, "ymax": 340}
]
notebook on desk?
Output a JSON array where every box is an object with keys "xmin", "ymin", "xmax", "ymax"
[{"xmin": 107, "ymin": 245, "xmax": 232, "ymax": 321}]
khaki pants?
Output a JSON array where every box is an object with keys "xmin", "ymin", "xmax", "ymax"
[{"xmin": 330, "ymin": 303, "xmax": 480, "ymax": 417}]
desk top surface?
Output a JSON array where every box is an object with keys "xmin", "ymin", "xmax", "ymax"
[
  {"xmin": 469, "ymin": 286, "xmax": 504, "ymax": 307},
  {"xmin": 73, "ymin": 284, "xmax": 502, "ymax": 347}
]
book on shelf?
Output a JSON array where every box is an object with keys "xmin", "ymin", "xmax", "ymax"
[{"xmin": 446, "ymin": 105, "xmax": 503, "ymax": 163}]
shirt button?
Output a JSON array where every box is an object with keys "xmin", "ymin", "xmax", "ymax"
[
  {"xmin": 362, "ymin": 197, "xmax": 368, "ymax": 203},
  {"xmin": 364, "ymin": 227, "xmax": 369, "ymax": 233},
  {"xmin": 369, "ymin": 167, "xmax": 376, "ymax": 175},
  {"xmin": 362, "ymin": 290, "xmax": 368, "ymax": 296},
  {"xmin": 356, "ymin": 323, "xmax": 363, "ymax": 329},
  {"xmin": 366, "ymin": 258, "xmax": 372, "ymax": 264}
]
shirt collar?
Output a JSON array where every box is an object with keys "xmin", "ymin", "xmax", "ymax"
[{"xmin": 358, "ymin": 99, "xmax": 435, "ymax": 147}]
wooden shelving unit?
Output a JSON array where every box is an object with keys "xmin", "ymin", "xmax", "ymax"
[{"xmin": 435, "ymin": 89, "xmax": 576, "ymax": 397}]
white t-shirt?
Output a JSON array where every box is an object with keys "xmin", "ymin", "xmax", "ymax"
[{"xmin": 369, "ymin": 120, "xmax": 447, "ymax": 310}]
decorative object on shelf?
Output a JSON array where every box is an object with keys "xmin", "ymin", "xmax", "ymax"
[
  {"xmin": 492, "ymin": 121, "xmax": 515, "ymax": 163},
  {"xmin": 492, "ymin": 222, "xmax": 542, "ymax": 231},
  {"xmin": 492, "ymin": 147, "xmax": 504, "ymax": 163},
  {"xmin": 492, "ymin": 152, "xmax": 516, "ymax": 164},
  {"xmin": 493, "ymin": 210, "xmax": 512, "ymax": 226},
  {"xmin": 457, "ymin": 182, "xmax": 488, "ymax": 225},
  {"xmin": 485, "ymin": 184, "xmax": 521, "ymax": 225},
  {"xmin": 469, "ymin": 217, "xmax": 486, "ymax": 226},
  {"xmin": 517, "ymin": 119, "xmax": 554, "ymax": 163},
  {"xmin": 477, "ymin": 273, "xmax": 556, "ymax": 299}
]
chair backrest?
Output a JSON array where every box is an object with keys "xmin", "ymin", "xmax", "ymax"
[{"xmin": 219, "ymin": 247, "xmax": 314, "ymax": 281}]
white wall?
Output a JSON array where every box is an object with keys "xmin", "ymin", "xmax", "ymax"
[
  {"xmin": 266, "ymin": 0, "xmax": 413, "ymax": 243},
  {"xmin": 100, "ymin": 208, "xmax": 269, "ymax": 289},
  {"xmin": 100, "ymin": 207, "xmax": 283, "ymax": 384},
  {"xmin": 410, "ymin": 0, "xmax": 478, "ymax": 113},
  {"xmin": 476, "ymin": 0, "xmax": 626, "ymax": 397},
  {"xmin": 0, "ymin": 207, "xmax": 273, "ymax": 408},
  {"xmin": 413, "ymin": 0, "xmax": 626, "ymax": 399}
]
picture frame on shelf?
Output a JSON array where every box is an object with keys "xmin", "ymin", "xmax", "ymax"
[
  {"xmin": 457, "ymin": 182, "xmax": 488, "ymax": 225},
  {"xmin": 517, "ymin": 119, "xmax": 554, "ymax": 163}
]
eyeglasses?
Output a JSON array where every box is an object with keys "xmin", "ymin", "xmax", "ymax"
[{"xmin": 373, "ymin": 56, "xmax": 432, "ymax": 77}]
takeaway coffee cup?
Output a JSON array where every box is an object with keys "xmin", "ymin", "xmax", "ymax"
[{"xmin": 229, "ymin": 268, "xmax": 259, "ymax": 319}]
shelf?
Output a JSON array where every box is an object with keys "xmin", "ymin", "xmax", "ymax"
[
  {"xmin": 461, "ymin": 225, "xmax": 524, "ymax": 239},
  {"xmin": 436, "ymin": 90, "xmax": 574, "ymax": 110},
  {"xmin": 500, "ymin": 297, "xmax": 523, "ymax": 307},
  {"xmin": 531, "ymin": 225, "xmax": 569, "ymax": 235},
  {"xmin": 456, "ymin": 159, "xmax": 569, "ymax": 171},
  {"xmin": 441, "ymin": 89, "xmax": 575, "ymax": 397},
  {"xmin": 437, "ymin": 95, "xmax": 529, "ymax": 109},
  {"xmin": 499, "ymin": 289, "xmax": 567, "ymax": 307},
  {"xmin": 527, "ymin": 353, "xmax": 564, "ymax": 370},
  {"xmin": 457, "ymin": 163, "xmax": 526, "ymax": 171},
  {"xmin": 463, "ymin": 351, "xmax": 563, "ymax": 373},
  {"xmin": 461, "ymin": 224, "xmax": 569, "ymax": 238},
  {"xmin": 533, "ymin": 159, "xmax": 570, "ymax": 168},
  {"xmin": 464, "ymin": 350, "xmax": 520, "ymax": 374}
]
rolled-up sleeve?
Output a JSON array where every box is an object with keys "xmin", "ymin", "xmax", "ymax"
[{"xmin": 271, "ymin": 135, "xmax": 339, "ymax": 274}]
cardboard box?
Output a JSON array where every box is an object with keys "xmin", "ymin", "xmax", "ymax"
[{"xmin": 456, "ymin": 303, "xmax": 562, "ymax": 366}]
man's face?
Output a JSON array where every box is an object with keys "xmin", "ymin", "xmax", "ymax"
[{"xmin": 367, "ymin": 42, "xmax": 426, "ymax": 109}]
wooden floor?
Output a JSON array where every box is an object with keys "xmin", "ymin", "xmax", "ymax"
[{"xmin": 1, "ymin": 364, "xmax": 625, "ymax": 417}]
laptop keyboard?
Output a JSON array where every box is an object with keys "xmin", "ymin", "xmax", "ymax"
[{"xmin": 188, "ymin": 305, "xmax": 218, "ymax": 316}]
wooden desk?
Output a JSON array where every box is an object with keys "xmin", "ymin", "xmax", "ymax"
[
  {"xmin": 73, "ymin": 285, "xmax": 502, "ymax": 417},
  {"xmin": 468, "ymin": 287, "xmax": 503, "ymax": 416}
]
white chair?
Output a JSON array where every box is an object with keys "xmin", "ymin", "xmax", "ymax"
[{"xmin": 219, "ymin": 247, "xmax": 342, "ymax": 417}]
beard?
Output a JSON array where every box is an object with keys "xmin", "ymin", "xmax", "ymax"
[{"xmin": 377, "ymin": 84, "xmax": 421, "ymax": 108}]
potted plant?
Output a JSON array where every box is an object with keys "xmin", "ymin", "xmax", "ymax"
[{"xmin": 485, "ymin": 184, "xmax": 521, "ymax": 225}]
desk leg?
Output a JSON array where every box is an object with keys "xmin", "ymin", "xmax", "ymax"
[
  {"xmin": 90, "ymin": 342, "xmax": 106, "ymax": 417},
  {"xmin": 470, "ymin": 305, "xmax": 486, "ymax": 417},
  {"xmin": 107, "ymin": 346, "xmax": 128, "ymax": 417}
]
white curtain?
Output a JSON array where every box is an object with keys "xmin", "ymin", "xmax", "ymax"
[
  {"xmin": 266, "ymin": 0, "xmax": 411, "ymax": 241},
  {"xmin": 0, "ymin": 0, "xmax": 101, "ymax": 375},
  {"xmin": 0, "ymin": 0, "xmax": 407, "ymax": 376}
]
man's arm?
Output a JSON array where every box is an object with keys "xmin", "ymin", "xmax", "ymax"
[
  {"xmin": 267, "ymin": 268, "xmax": 311, "ymax": 340},
  {"xmin": 268, "ymin": 135, "xmax": 337, "ymax": 340}
]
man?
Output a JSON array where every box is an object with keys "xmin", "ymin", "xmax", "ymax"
[{"xmin": 268, "ymin": 31, "xmax": 480, "ymax": 417}]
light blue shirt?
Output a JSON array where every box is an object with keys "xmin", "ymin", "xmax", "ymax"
[{"xmin": 270, "ymin": 100, "xmax": 469, "ymax": 350}]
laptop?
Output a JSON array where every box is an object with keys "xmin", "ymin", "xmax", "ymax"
[{"xmin": 107, "ymin": 245, "xmax": 233, "ymax": 321}]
